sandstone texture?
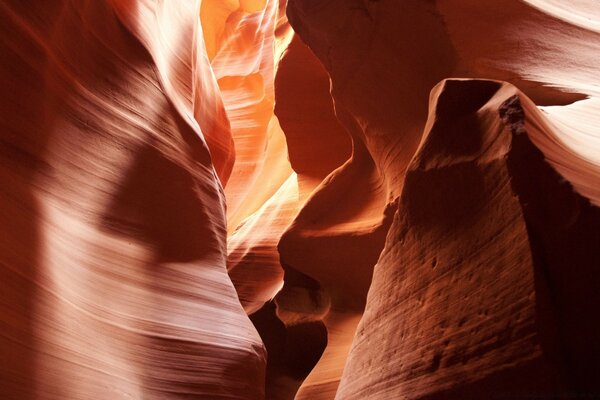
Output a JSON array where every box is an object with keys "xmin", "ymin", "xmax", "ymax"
[{"xmin": 1, "ymin": 1, "xmax": 599, "ymax": 399}]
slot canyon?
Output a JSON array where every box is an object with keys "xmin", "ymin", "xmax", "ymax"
[{"xmin": 1, "ymin": 0, "xmax": 600, "ymax": 399}]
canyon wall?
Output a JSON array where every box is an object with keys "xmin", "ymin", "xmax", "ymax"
[
  {"xmin": 285, "ymin": 0, "xmax": 600, "ymax": 398},
  {"xmin": 1, "ymin": 1, "xmax": 600, "ymax": 399},
  {"xmin": 0, "ymin": 1, "xmax": 265, "ymax": 398}
]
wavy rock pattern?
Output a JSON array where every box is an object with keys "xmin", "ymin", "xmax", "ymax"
[
  {"xmin": 1, "ymin": 1, "xmax": 600, "ymax": 399},
  {"xmin": 336, "ymin": 79, "xmax": 600, "ymax": 399},
  {"xmin": 1, "ymin": 1, "xmax": 264, "ymax": 399},
  {"xmin": 284, "ymin": 0, "xmax": 600, "ymax": 398}
]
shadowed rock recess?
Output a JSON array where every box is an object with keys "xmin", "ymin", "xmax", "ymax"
[{"xmin": 1, "ymin": 1, "xmax": 599, "ymax": 399}]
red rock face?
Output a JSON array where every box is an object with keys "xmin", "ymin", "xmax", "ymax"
[
  {"xmin": 0, "ymin": 1, "xmax": 264, "ymax": 398},
  {"xmin": 336, "ymin": 79, "xmax": 600, "ymax": 399},
  {"xmin": 1, "ymin": 1, "xmax": 600, "ymax": 399}
]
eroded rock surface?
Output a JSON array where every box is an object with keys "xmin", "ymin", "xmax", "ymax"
[
  {"xmin": 336, "ymin": 79, "xmax": 600, "ymax": 399},
  {"xmin": 1, "ymin": 1, "xmax": 265, "ymax": 398},
  {"xmin": 1, "ymin": 1, "xmax": 600, "ymax": 399}
]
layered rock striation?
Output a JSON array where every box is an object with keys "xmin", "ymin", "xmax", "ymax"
[
  {"xmin": 1, "ymin": 1, "xmax": 265, "ymax": 398},
  {"xmin": 1, "ymin": 1, "xmax": 600, "ymax": 399}
]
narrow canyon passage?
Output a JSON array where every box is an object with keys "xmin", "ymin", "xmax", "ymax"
[{"xmin": 1, "ymin": 1, "xmax": 600, "ymax": 399}]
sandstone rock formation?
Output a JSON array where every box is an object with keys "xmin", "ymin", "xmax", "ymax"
[
  {"xmin": 285, "ymin": 1, "xmax": 600, "ymax": 397},
  {"xmin": 1, "ymin": 1, "xmax": 600, "ymax": 399},
  {"xmin": 336, "ymin": 78, "xmax": 600, "ymax": 399},
  {"xmin": 1, "ymin": 1, "xmax": 265, "ymax": 398}
]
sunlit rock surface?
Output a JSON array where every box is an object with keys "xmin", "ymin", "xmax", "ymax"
[
  {"xmin": 1, "ymin": 1, "xmax": 600, "ymax": 399},
  {"xmin": 0, "ymin": 1, "xmax": 264, "ymax": 398}
]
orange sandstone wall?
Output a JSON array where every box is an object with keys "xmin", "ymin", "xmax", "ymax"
[
  {"xmin": 0, "ymin": 1, "xmax": 264, "ymax": 398},
  {"xmin": 2, "ymin": 1, "xmax": 600, "ymax": 399}
]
